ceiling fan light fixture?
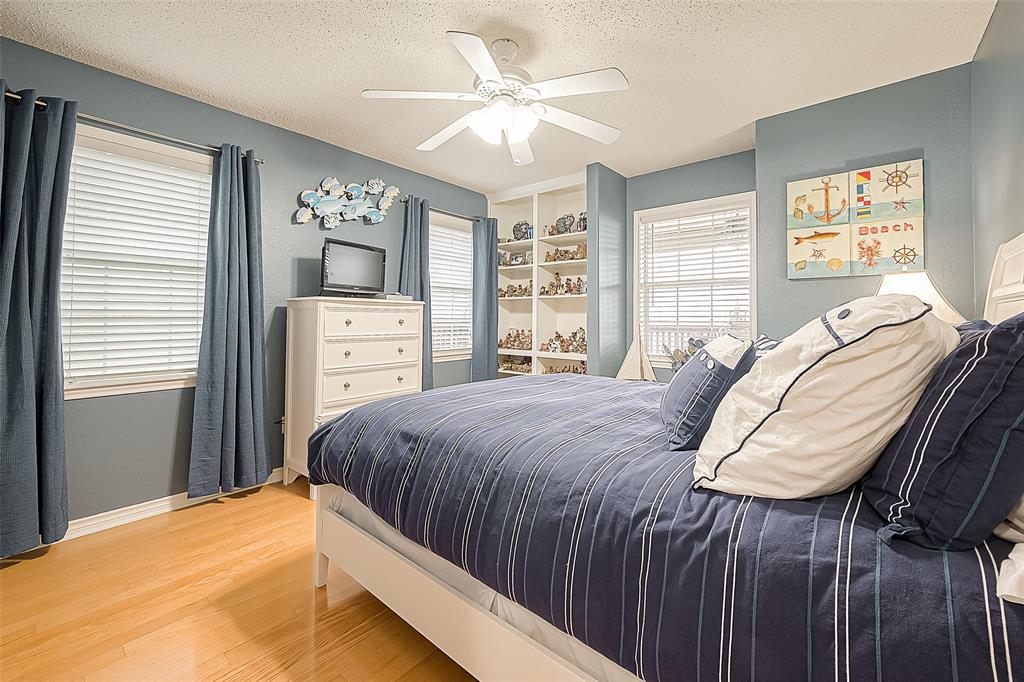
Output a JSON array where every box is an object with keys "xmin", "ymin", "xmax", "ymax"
[
  {"xmin": 381, "ymin": 32, "xmax": 627, "ymax": 164},
  {"xmin": 506, "ymin": 104, "xmax": 540, "ymax": 144},
  {"xmin": 467, "ymin": 107, "xmax": 503, "ymax": 145}
]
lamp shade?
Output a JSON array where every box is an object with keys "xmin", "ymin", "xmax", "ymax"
[{"xmin": 875, "ymin": 270, "xmax": 966, "ymax": 324}]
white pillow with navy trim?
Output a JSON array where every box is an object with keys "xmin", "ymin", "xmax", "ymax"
[{"xmin": 693, "ymin": 294, "xmax": 959, "ymax": 499}]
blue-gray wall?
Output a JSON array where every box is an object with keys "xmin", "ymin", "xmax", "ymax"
[
  {"xmin": 586, "ymin": 163, "xmax": 628, "ymax": 376},
  {"xmin": 624, "ymin": 150, "xmax": 757, "ymax": 336},
  {"xmin": 971, "ymin": 0, "xmax": 1024, "ymax": 313},
  {"xmin": 755, "ymin": 64, "xmax": 975, "ymax": 338},
  {"xmin": 1, "ymin": 38, "xmax": 485, "ymax": 518}
]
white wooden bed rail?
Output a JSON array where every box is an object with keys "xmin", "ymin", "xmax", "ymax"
[{"xmin": 315, "ymin": 484, "xmax": 591, "ymax": 681}]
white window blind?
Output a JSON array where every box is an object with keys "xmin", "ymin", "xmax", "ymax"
[
  {"xmin": 637, "ymin": 193, "xmax": 755, "ymax": 360},
  {"xmin": 61, "ymin": 125, "xmax": 213, "ymax": 396},
  {"xmin": 428, "ymin": 221, "xmax": 474, "ymax": 353}
]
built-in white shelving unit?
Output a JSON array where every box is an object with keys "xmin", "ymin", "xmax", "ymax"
[{"xmin": 490, "ymin": 173, "xmax": 589, "ymax": 378}]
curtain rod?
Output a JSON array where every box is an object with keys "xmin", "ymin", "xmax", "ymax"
[
  {"xmin": 400, "ymin": 197, "xmax": 477, "ymax": 223},
  {"xmin": 4, "ymin": 90, "xmax": 266, "ymax": 165}
]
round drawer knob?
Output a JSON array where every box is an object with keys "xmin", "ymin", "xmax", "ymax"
[
  {"xmin": 344, "ymin": 350, "xmax": 352, "ymax": 358},
  {"xmin": 343, "ymin": 382, "xmax": 351, "ymax": 390},
  {"xmin": 345, "ymin": 318, "xmax": 352, "ymax": 326},
  {"xmin": 397, "ymin": 347, "xmax": 404, "ymax": 354},
  {"xmin": 398, "ymin": 319, "xmax": 405, "ymax": 326},
  {"xmin": 397, "ymin": 376, "xmax": 404, "ymax": 383}
]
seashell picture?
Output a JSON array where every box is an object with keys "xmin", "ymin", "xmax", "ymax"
[{"xmin": 294, "ymin": 177, "xmax": 400, "ymax": 228}]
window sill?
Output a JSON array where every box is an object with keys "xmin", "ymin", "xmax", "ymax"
[
  {"xmin": 64, "ymin": 375, "xmax": 197, "ymax": 401},
  {"xmin": 433, "ymin": 350, "xmax": 472, "ymax": 363}
]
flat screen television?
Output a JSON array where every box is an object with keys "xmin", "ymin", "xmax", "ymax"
[{"xmin": 321, "ymin": 238, "xmax": 386, "ymax": 296}]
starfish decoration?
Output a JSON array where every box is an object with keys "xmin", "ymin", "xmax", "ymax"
[
  {"xmin": 810, "ymin": 248, "xmax": 826, "ymax": 260},
  {"xmin": 892, "ymin": 198, "xmax": 909, "ymax": 212}
]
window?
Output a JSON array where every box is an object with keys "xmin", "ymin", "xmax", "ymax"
[
  {"xmin": 61, "ymin": 125, "xmax": 213, "ymax": 398},
  {"xmin": 635, "ymin": 192, "xmax": 756, "ymax": 364},
  {"xmin": 428, "ymin": 215, "xmax": 474, "ymax": 357}
]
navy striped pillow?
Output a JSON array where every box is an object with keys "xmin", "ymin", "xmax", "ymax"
[
  {"xmin": 863, "ymin": 313, "xmax": 1024, "ymax": 550},
  {"xmin": 661, "ymin": 334, "xmax": 779, "ymax": 451}
]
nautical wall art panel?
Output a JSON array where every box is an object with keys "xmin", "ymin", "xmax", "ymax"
[
  {"xmin": 786, "ymin": 159, "xmax": 924, "ymax": 280},
  {"xmin": 786, "ymin": 173, "xmax": 850, "ymax": 230},
  {"xmin": 849, "ymin": 217, "xmax": 924, "ymax": 276},
  {"xmin": 787, "ymin": 224, "xmax": 852, "ymax": 279}
]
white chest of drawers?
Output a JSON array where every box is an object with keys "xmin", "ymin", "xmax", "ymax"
[{"xmin": 283, "ymin": 297, "xmax": 424, "ymax": 489}]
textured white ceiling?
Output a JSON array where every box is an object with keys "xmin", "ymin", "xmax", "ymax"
[{"xmin": 1, "ymin": 1, "xmax": 994, "ymax": 194}]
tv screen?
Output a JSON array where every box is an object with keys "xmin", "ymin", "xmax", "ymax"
[{"xmin": 321, "ymin": 238, "xmax": 386, "ymax": 295}]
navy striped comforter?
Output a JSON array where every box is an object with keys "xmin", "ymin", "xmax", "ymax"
[{"xmin": 308, "ymin": 374, "xmax": 1022, "ymax": 681}]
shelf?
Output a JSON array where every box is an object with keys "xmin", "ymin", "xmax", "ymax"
[
  {"xmin": 536, "ymin": 351, "xmax": 587, "ymax": 361},
  {"xmin": 539, "ymin": 231, "xmax": 588, "ymax": 246},
  {"xmin": 538, "ymin": 258, "xmax": 587, "ymax": 269},
  {"xmin": 538, "ymin": 294, "xmax": 587, "ymax": 300},
  {"xmin": 498, "ymin": 296, "xmax": 533, "ymax": 302},
  {"xmin": 498, "ymin": 369, "xmax": 532, "ymax": 376},
  {"xmin": 497, "ymin": 239, "xmax": 534, "ymax": 253},
  {"xmin": 497, "ymin": 349, "xmax": 534, "ymax": 357},
  {"xmin": 498, "ymin": 264, "xmax": 533, "ymax": 273}
]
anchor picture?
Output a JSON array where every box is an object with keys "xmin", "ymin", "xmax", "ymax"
[
  {"xmin": 810, "ymin": 177, "xmax": 848, "ymax": 224},
  {"xmin": 786, "ymin": 172, "xmax": 850, "ymax": 230}
]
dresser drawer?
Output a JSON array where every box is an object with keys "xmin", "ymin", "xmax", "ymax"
[
  {"xmin": 321, "ymin": 365, "xmax": 419, "ymax": 408},
  {"xmin": 314, "ymin": 388, "xmax": 420, "ymax": 427},
  {"xmin": 322, "ymin": 337, "xmax": 418, "ymax": 370},
  {"xmin": 323, "ymin": 306, "xmax": 418, "ymax": 338}
]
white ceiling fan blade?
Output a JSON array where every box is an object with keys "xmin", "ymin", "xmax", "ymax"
[
  {"xmin": 527, "ymin": 68, "xmax": 629, "ymax": 101},
  {"xmin": 416, "ymin": 112, "xmax": 474, "ymax": 151},
  {"xmin": 507, "ymin": 137, "xmax": 534, "ymax": 166},
  {"xmin": 446, "ymin": 31, "xmax": 503, "ymax": 84},
  {"xmin": 537, "ymin": 105, "xmax": 621, "ymax": 144},
  {"xmin": 362, "ymin": 90, "xmax": 481, "ymax": 102}
]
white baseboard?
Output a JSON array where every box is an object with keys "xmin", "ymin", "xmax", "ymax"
[{"xmin": 63, "ymin": 467, "xmax": 283, "ymax": 542}]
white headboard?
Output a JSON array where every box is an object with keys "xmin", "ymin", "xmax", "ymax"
[{"xmin": 985, "ymin": 232, "xmax": 1024, "ymax": 323}]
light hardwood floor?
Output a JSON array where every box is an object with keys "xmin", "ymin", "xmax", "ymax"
[{"xmin": 0, "ymin": 481, "xmax": 474, "ymax": 681}]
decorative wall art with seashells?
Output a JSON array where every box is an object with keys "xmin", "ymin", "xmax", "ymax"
[
  {"xmin": 786, "ymin": 159, "xmax": 924, "ymax": 280},
  {"xmin": 294, "ymin": 177, "xmax": 400, "ymax": 228}
]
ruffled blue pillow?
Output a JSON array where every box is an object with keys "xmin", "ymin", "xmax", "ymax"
[
  {"xmin": 661, "ymin": 334, "xmax": 779, "ymax": 451},
  {"xmin": 863, "ymin": 313, "xmax": 1024, "ymax": 550}
]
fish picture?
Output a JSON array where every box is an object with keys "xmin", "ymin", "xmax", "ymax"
[
  {"xmin": 792, "ymin": 230, "xmax": 841, "ymax": 245},
  {"xmin": 788, "ymin": 225, "xmax": 851, "ymax": 279}
]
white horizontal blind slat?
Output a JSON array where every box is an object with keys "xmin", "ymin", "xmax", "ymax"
[
  {"xmin": 638, "ymin": 202, "xmax": 752, "ymax": 358},
  {"xmin": 61, "ymin": 127, "xmax": 213, "ymax": 388},
  {"xmin": 428, "ymin": 224, "xmax": 474, "ymax": 353}
]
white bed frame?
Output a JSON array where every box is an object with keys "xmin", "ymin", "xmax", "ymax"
[
  {"xmin": 314, "ymin": 484, "xmax": 592, "ymax": 681},
  {"xmin": 313, "ymin": 233, "xmax": 1024, "ymax": 682}
]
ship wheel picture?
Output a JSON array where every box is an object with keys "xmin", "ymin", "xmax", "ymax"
[
  {"xmin": 893, "ymin": 244, "xmax": 918, "ymax": 266},
  {"xmin": 881, "ymin": 163, "xmax": 919, "ymax": 193}
]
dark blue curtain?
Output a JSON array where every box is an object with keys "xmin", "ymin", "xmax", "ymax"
[
  {"xmin": 471, "ymin": 217, "xmax": 498, "ymax": 381},
  {"xmin": 1, "ymin": 83, "xmax": 76, "ymax": 557},
  {"xmin": 399, "ymin": 196, "xmax": 433, "ymax": 389},
  {"xmin": 187, "ymin": 145, "xmax": 269, "ymax": 497}
]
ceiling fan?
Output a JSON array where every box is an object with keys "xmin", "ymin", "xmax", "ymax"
[{"xmin": 362, "ymin": 31, "xmax": 628, "ymax": 166}]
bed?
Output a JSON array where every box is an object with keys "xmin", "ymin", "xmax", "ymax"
[{"xmin": 308, "ymin": 233, "xmax": 1024, "ymax": 682}]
